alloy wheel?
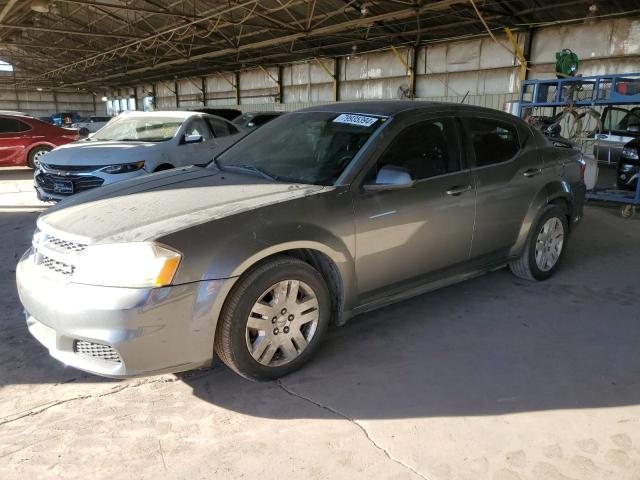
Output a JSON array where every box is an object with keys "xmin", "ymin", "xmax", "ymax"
[
  {"xmin": 32, "ymin": 149, "xmax": 48, "ymax": 168},
  {"xmin": 245, "ymin": 279, "xmax": 320, "ymax": 367},
  {"xmin": 534, "ymin": 217, "xmax": 565, "ymax": 272}
]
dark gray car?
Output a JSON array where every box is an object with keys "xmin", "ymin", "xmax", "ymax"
[{"xmin": 16, "ymin": 102, "xmax": 586, "ymax": 381}]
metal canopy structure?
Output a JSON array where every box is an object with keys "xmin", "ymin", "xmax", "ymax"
[{"xmin": 0, "ymin": 0, "xmax": 638, "ymax": 88}]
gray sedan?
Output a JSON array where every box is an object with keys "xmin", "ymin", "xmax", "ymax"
[{"xmin": 16, "ymin": 102, "xmax": 586, "ymax": 380}]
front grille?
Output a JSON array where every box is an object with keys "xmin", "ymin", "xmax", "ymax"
[
  {"xmin": 74, "ymin": 340, "xmax": 122, "ymax": 365},
  {"xmin": 41, "ymin": 255, "xmax": 75, "ymax": 276},
  {"xmin": 47, "ymin": 235, "xmax": 87, "ymax": 253},
  {"xmin": 36, "ymin": 172, "xmax": 104, "ymax": 196},
  {"xmin": 41, "ymin": 163, "xmax": 102, "ymax": 172}
]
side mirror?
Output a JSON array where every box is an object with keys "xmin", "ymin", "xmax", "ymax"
[
  {"xmin": 183, "ymin": 133, "xmax": 203, "ymax": 144},
  {"xmin": 363, "ymin": 165, "xmax": 415, "ymax": 191}
]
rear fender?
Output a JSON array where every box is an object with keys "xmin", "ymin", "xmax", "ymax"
[{"xmin": 508, "ymin": 182, "xmax": 571, "ymax": 257}]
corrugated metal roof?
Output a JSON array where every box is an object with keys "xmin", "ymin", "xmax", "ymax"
[{"xmin": 0, "ymin": 0, "xmax": 637, "ymax": 87}]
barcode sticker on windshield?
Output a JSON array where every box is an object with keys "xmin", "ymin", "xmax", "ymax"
[{"xmin": 333, "ymin": 113, "xmax": 378, "ymax": 127}]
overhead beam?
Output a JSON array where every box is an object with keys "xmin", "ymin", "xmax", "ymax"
[
  {"xmin": 0, "ymin": 0, "xmax": 18, "ymax": 23},
  {"xmin": 0, "ymin": 23, "xmax": 145, "ymax": 39},
  {"xmin": 57, "ymin": 0, "xmax": 194, "ymax": 19},
  {"xmin": 56, "ymin": 0, "xmax": 468, "ymax": 84}
]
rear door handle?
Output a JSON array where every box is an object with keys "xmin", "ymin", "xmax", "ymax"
[
  {"xmin": 523, "ymin": 168, "xmax": 542, "ymax": 178},
  {"xmin": 446, "ymin": 185, "xmax": 472, "ymax": 196}
]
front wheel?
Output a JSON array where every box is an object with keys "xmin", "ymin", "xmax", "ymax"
[
  {"xmin": 27, "ymin": 146, "xmax": 51, "ymax": 169},
  {"xmin": 510, "ymin": 206, "xmax": 569, "ymax": 281},
  {"xmin": 215, "ymin": 256, "xmax": 331, "ymax": 381}
]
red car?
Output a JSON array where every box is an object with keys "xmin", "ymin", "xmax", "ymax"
[{"xmin": 0, "ymin": 114, "xmax": 79, "ymax": 169}]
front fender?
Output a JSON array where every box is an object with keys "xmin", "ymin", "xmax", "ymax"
[{"xmin": 160, "ymin": 188, "xmax": 358, "ymax": 313}]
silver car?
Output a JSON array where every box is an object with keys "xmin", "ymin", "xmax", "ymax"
[{"xmin": 16, "ymin": 102, "xmax": 586, "ymax": 380}]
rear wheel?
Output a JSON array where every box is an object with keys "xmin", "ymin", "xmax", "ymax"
[
  {"xmin": 27, "ymin": 146, "xmax": 51, "ymax": 169},
  {"xmin": 215, "ymin": 256, "xmax": 331, "ymax": 381},
  {"xmin": 510, "ymin": 206, "xmax": 568, "ymax": 281}
]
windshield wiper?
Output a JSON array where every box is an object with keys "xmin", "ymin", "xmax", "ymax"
[{"xmin": 221, "ymin": 164, "xmax": 277, "ymax": 181}]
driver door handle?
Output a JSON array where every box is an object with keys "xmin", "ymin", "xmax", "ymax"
[
  {"xmin": 523, "ymin": 168, "xmax": 542, "ymax": 178},
  {"xmin": 446, "ymin": 185, "xmax": 472, "ymax": 196}
]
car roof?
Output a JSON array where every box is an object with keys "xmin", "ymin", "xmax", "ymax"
[
  {"xmin": 298, "ymin": 101, "xmax": 518, "ymax": 120},
  {"xmin": 242, "ymin": 111, "xmax": 283, "ymax": 116},
  {"xmin": 118, "ymin": 110, "xmax": 203, "ymax": 119}
]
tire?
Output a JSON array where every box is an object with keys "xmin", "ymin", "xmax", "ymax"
[
  {"xmin": 509, "ymin": 206, "xmax": 569, "ymax": 281},
  {"xmin": 79, "ymin": 127, "xmax": 90, "ymax": 137},
  {"xmin": 621, "ymin": 205, "xmax": 636, "ymax": 219},
  {"xmin": 215, "ymin": 256, "xmax": 331, "ymax": 381},
  {"xmin": 27, "ymin": 146, "xmax": 51, "ymax": 169},
  {"xmin": 557, "ymin": 109, "xmax": 580, "ymax": 139}
]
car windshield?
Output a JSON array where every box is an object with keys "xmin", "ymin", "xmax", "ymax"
[
  {"xmin": 91, "ymin": 116, "xmax": 184, "ymax": 142},
  {"xmin": 215, "ymin": 111, "xmax": 386, "ymax": 185}
]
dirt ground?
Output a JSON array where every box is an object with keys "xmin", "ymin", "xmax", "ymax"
[{"xmin": 1, "ymin": 167, "xmax": 639, "ymax": 480}]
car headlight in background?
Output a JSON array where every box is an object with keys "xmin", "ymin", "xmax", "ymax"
[
  {"xmin": 73, "ymin": 242, "xmax": 181, "ymax": 288},
  {"xmin": 621, "ymin": 146, "xmax": 639, "ymax": 160},
  {"xmin": 100, "ymin": 161, "xmax": 145, "ymax": 174}
]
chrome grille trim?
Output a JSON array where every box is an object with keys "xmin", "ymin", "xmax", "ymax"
[{"xmin": 74, "ymin": 340, "xmax": 122, "ymax": 365}]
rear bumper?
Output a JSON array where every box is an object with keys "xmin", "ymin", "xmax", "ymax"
[{"xmin": 16, "ymin": 248, "xmax": 237, "ymax": 378}]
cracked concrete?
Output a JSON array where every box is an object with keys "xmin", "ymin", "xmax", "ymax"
[
  {"xmin": 277, "ymin": 379, "xmax": 429, "ymax": 480},
  {"xmin": 1, "ymin": 167, "xmax": 640, "ymax": 479}
]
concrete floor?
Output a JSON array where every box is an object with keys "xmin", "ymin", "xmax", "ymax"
[{"xmin": 1, "ymin": 167, "xmax": 639, "ymax": 480}]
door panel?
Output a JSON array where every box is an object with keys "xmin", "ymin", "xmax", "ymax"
[
  {"xmin": 354, "ymin": 171, "xmax": 475, "ymax": 296},
  {"xmin": 461, "ymin": 116, "xmax": 544, "ymax": 260},
  {"xmin": 353, "ymin": 116, "xmax": 475, "ymax": 297},
  {"xmin": 179, "ymin": 118, "xmax": 218, "ymax": 166},
  {"xmin": 0, "ymin": 133, "xmax": 24, "ymax": 165}
]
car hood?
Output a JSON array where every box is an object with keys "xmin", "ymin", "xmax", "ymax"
[
  {"xmin": 38, "ymin": 166, "xmax": 327, "ymax": 243},
  {"xmin": 41, "ymin": 140, "xmax": 162, "ymax": 166}
]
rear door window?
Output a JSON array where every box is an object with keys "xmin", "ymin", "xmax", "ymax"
[{"xmin": 463, "ymin": 118, "xmax": 520, "ymax": 167}]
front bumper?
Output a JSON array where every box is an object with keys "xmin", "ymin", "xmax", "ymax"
[
  {"xmin": 16, "ymin": 249, "xmax": 236, "ymax": 378},
  {"xmin": 35, "ymin": 166, "xmax": 147, "ymax": 202}
]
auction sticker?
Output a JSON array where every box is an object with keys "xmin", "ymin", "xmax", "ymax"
[{"xmin": 333, "ymin": 113, "xmax": 379, "ymax": 127}]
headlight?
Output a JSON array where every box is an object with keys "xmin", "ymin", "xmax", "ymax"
[
  {"xmin": 621, "ymin": 146, "xmax": 639, "ymax": 160},
  {"xmin": 73, "ymin": 242, "xmax": 181, "ymax": 288},
  {"xmin": 100, "ymin": 161, "xmax": 145, "ymax": 174}
]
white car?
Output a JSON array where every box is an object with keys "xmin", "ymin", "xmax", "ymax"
[
  {"xmin": 35, "ymin": 111, "xmax": 244, "ymax": 201},
  {"xmin": 71, "ymin": 116, "xmax": 113, "ymax": 136}
]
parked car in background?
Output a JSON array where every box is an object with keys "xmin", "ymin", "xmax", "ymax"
[
  {"xmin": 0, "ymin": 114, "xmax": 79, "ymax": 168},
  {"xmin": 17, "ymin": 102, "xmax": 586, "ymax": 380},
  {"xmin": 51, "ymin": 111, "xmax": 81, "ymax": 126},
  {"xmin": 71, "ymin": 116, "xmax": 113, "ymax": 137},
  {"xmin": 593, "ymin": 106, "xmax": 640, "ymax": 164},
  {"xmin": 191, "ymin": 108, "xmax": 241, "ymax": 121},
  {"xmin": 616, "ymin": 138, "xmax": 640, "ymax": 191},
  {"xmin": 34, "ymin": 110, "xmax": 244, "ymax": 201},
  {"xmin": 232, "ymin": 111, "xmax": 283, "ymax": 130}
]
